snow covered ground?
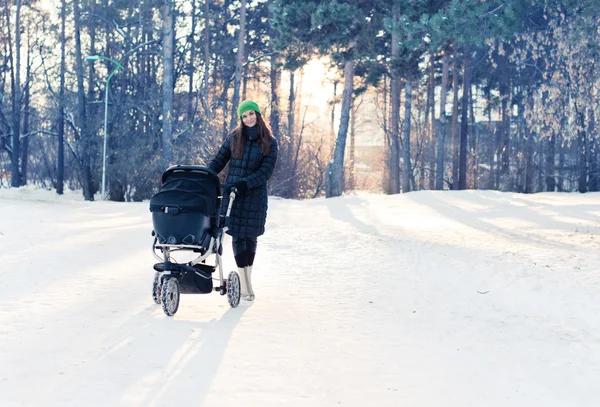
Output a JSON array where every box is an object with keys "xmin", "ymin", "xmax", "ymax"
[{"xmin": 1, "ymin": 186, "xmax": 599, "ymax": 406}]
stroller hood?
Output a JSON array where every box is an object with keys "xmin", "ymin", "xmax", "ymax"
[
  {"xmin": 150, "ymin": 165, "xmax": 220, "ymax": 216},
  {"xmin": 150, "ymin": 165, "xmax": 221, "ymax": 246}
]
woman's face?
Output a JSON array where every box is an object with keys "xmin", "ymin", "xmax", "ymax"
[{"xmin": 241, "ymin": 110, "xmax": 257, "ymax": 127}]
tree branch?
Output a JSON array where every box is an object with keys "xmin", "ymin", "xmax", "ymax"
[
  {"xmin": 20, "ymin": 129, "xmax": 58, "ymax": 139},
  {"xmin": 81, "ymin": 12, "xmax": 127, "ymax": 40},
  {"xmin": 121, "ymin": 39, "xmax": 160, "ymax": 62},
  {"xmin": 18, "ymin": 129, "xmax": 80, "ymax": 164}
]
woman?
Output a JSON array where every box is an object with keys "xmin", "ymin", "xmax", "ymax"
[{"xmin": 208, "ymin": 100, "xmax": 278, "ymax": 301}]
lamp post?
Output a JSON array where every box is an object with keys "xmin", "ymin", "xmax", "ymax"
[{"xmin": 86, "ymin": 55, "xmax": 124, "ymax": 199}]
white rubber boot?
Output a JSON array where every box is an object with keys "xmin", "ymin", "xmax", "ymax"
[
  {"xmin": 238, "ymin": 267, "xmax": 249, "ymax": 298},
  {"xmin": 242, "ymin": 266, "xmax": 255, "ymax": 301}
]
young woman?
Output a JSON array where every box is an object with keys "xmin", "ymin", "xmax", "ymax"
[{"xmin": 208, "ymin": 100, "xmax": 278, "ymax": 301}]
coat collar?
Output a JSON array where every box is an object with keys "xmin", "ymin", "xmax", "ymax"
[{"xmin": 245, "ymin": 126, "xmax": 258, "ymax": 141}]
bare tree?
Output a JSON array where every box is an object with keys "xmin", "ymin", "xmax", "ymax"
[
  {"xmin": 287, "ymin": 69, "xmax": 296, "ymax": 140},
  {"xmin": 57, "ymin": 0, "xmax": 67, "ymax": 194},
  {"xmin": 268, "ymin": 0, "xmax": 281, "ymax": 141},
  {"xmin": 229, "ymin": 0, "xmax": 246, "ymax": 129},
  {"xmin": 73, "ymin": 0, "xmax": 95, "ymax": 200},
  {"xmin": 326, "ymin": 59, "xmax": 355, "ymax": 197},
  {"xmin": 458, "ymin": 48, "xmax": 471, "ymax": 190},
  {"xmin": 388, "ymin": 5, "xmax": 401, "ymax": 194},
  {"xmin": 451, "ymin": 50, "xmax": 459, "ymax": 189},
  {"xmin": 436, "ymin": 50, "xmax": 449, "ymax": 190},
  {"xmin": 187, "ymin": 0, "xmax": 197, "ymax": 123},
  {"xmin": 402, "ymin": 80, "xmax": 413, "ymax": 192},
  {"xmin": 162, "ymin": 0, "xmax": 174, "ymax": 165},
  {"xmin": 10, "ymin": 0, "xmax": 23, "ymax": 187},
  {"xmin": 20, "ymin": 24, "xmax": 32, "ymax": 185}
]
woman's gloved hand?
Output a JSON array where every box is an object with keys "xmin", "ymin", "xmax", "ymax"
[
  {"xmin": 233, "ymin": 181, "xmax": 248, "ymax": 194},
  {"xmin": 223, "ymin": 181, "xmax": 248, "ymax": 195}
]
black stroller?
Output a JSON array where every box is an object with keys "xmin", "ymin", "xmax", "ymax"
[{"xmin": 149, "ymin": 165, "xmax": 241, "ymax": 316}]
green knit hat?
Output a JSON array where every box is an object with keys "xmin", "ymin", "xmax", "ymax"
[{"xmin": 237, "ymin": 100, "xmax": 261, "ymax": 117}]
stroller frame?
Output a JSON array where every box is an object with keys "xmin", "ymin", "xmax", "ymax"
[{"xmin": 151, "ymin": 167, "xmax": 242, "ymax": 316}]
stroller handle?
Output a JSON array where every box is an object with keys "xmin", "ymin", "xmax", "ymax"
[
  {"xmin": 221, "ymin": 186, "xmax": 237, "ymax": 223},
  {"xmin": 220, "ymin": 184, "xmax": 239, "ymax": 194}
]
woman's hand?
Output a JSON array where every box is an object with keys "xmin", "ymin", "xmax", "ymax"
[{"xmin": 223, "ymin": 181, "xmax": 248, "ymax": 195}]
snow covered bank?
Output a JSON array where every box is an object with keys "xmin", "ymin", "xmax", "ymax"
[{"xmin": 1, "ymin": 189, "xmax": 599, "ymax": 406}]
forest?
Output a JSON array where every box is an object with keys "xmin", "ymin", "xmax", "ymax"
[{"xmin": 1, "ymin": 0, "xmax": 598, "ymax": 200}]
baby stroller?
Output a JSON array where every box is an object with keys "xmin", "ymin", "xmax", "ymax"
[{"xmin": 149, "ymin": 165, "xmax": 241, "ymax": 316}]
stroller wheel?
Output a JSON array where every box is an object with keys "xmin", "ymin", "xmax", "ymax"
[
  {"xmin": 161, "ymin": 276, "xmax": 180, "ymax": 316},
  {"xmin": 227, "ymin": 271, "xmax": 241, "ymax": 308},
  {"xmin": 152, "ymin": 272, "xmax": 162, "ymax": 304}
]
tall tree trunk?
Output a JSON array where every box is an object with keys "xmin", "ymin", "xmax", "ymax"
[
  {"xmin": 524, "ymin": 86, "xmax": 535, "ymax": 193},
  {"xmin": 514, "ymin": 89, "xmax": 524, "ymax": 192},
  {"xmin": 540, "ymin": 90, "xmax": 555, "ymax": 191},
  {"xmin": 458, "ymin": 50, "xmax": 470, "ymax": 190},
  {"xmin": 288, "ymin": 70, "xmax": 295, "ymax": 139},
  {"xmin": 349, "ymin": 97, "xmax": 356, "ymax": 191},
  {"xmin": 242, "ymin": 61, "xmax": 248, "ymax": 101},
  {"xmin": 284, "ymin": 69, "xmax": 297, "ymax": 197},
  {"xmin": 188, "ymin": 0, "xmax": 197, "ymax": 122},
  {"xmin": 11, "ymin": 0, "xmax": 22, "ymax": 187},
  {"xmin": 87, "ymin": 0, "xmax": 97, "ymax": 151},
  {"xmin": 86, "ymin": 0, "xmax": 98, "ymax": 199},
  {"xmin": 326, "ymin": 59, "xmax": 355, "ymax": 198},
  {"xmin": 451, "ymin": 50, "xmax": 459, "ymax": 190},
  {"xmin": 330, "ymin": 80, "xmax": 338, "ymax": 139},
  {"xmin": 57, "ymin": 0, "xmax": 67, "ymax": 194},
  {"xmin": 524, "ymin": 126, "xmax": 535, "ymax": 194},
  {"xmin": 389, "ymin": 7, "xmax": 401, "ymax": 194},
  {"xmin": 104, "ymin": 0, "xmax": 120, "ymax": 198},
  {"xmin": 536, "ymin": 136, "xmax": 544, "ymax": 190},
  {"xmin": 499, "ymin": 77, "xmax": 511, "ymax": 189},
  {"xmin": 487, "ymin": 86, "xmax": 494, "ymax": 189},
  {"xmin": 73, "ymin": 0, "xmax": 94, "ymax": 200},
  {"xmin": 161, "ymin": 0, "xmax": 174, "ymax": 164},
  {"xmin": 557, "ymin": 105, "xmax": 566, "ymax": 192},
  {"xmin": 290, "ymin": 106, "xmax": 308, "ymax": 198},
  {"xmin": 382, "ymin": 75, "xmax": 390, "ymax": 192},
  {"xmin": 221, "ymin": 96, "xmax": 229, "ymax": 140},
  {"xmin": 435, "ymin": 51, "xmax": 449, "ymax": 190},
  {"xmin": 325, "ymin": 80, "xmax": 338, "ymax": 198},
  {"xmin": 202, "ymin": 0, "xmax": 211, "ymax": 121},
  {"xmin": 577, "ymin": 107, "xmax": 587, "ymax": 192},
  {"xmin": 4, "ymin": 1, "xmax": 15, "ymax": 166},
  {"xmin": 21, "ymin": 25, "xmax": 32, "ymax": 185},
  {"xmin": 495, "ymin": 97, "xmax": 502, "ymax": 189},
  {"xmin": 269, "ymin": 55, "xmax": 281, "ymax": 141},
  {"xmin": 470, "ymin": 82, "xmax": 478, "ymax": 189},
  {"xmin": 403, "ymin": 80, "xmax": 413, "ymax": 192},
  {"xmin": 282, "ymin": 69, "xmax": 296, "ymax": 198},
  {"xmin": 428, "ymin": 54, "xmax": 436, "ymax": 190},
  {"xmin": 545, "ymin": 135, "xmax": 556, "ymax": 191},
  {"xmin": 421, "ymin": 54, "xmax": 433, "ymax": 190},
  {"xmin": 295, "ymin": 68, "xmax": 304, "ymax": 126},
  {"xmin": 589, "ymin": 109, "xmax": 598, "ymax": 192},
  {"xmin": 229, "ymin": 0, "xmax": 246, "ymax": 128}
]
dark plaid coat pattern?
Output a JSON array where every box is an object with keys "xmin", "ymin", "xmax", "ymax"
[{"xmin": 208, "ymin": 130, "xmax": 278, "ymax": 237}]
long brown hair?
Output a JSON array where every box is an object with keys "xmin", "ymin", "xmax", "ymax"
[{"xmin": 230, "ymin": 112, "xmax": 274, "ymax": 159}]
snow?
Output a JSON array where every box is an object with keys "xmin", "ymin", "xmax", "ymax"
[{"xmin": 1, "ymin": 187, "xmax": 600, "ymax": 406}]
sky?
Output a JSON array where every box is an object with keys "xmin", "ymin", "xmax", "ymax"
[
  {"xmin": 1, "ymin": 186, "xmax": 599, "ymax": 406},
  {"xmin": 279, "ymin": 57, "xmax": 387, "ymax": 147}
]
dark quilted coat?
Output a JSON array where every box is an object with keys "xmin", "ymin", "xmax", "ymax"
[{"xmin": 208, "ymin": 127, "xmax": 278, "ymax": 237}]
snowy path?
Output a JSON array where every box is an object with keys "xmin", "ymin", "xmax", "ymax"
[{"xmin": 1, "ymin": 190, "xmax": 599, "ymax": 406}]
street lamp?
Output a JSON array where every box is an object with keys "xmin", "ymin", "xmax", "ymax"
[{"xmin": 86, "ymin": 55, "xmax": 125, "ymax": 199}]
